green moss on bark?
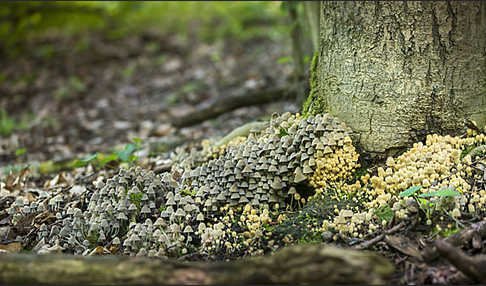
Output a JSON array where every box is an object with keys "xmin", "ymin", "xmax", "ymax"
[{"xmin": 302, "ymin": 51, "xmax": 327, "ymax": 115}]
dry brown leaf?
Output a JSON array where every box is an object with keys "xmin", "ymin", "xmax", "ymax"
[
  {"xmin": 0, "ymin": 242, "xmax": 22, "ymax": 253},
  {"xmin": 109, "ymin": 245, "xmax": 119, "ymax": 254},
  {"xmin": 89, "ymin": 246, "xmax": 104, "ymax": 256},
  {"xmin": 385, "ymin": 235, "xmax": 423, "ymax": 261}
]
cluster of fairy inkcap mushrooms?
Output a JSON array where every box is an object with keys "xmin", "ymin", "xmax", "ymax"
[{"xmin": 4, "ymin": 112, "xmax": 486, "ymax": 257}]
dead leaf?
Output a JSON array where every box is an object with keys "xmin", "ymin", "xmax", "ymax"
[
  {"xmin": 385, "ymin": 235, "xmax": 423, "ymax": 261},
  {"xmin": 0, "ymin": 242, "xmax": 22, "ymax": 253},
  {"xmin": 26, "ymin": 192, "xmax": 35, "ymax": 202},
  {"xmin": 109, "ymin": 245, "xmax": 119, "ymax": 254}
]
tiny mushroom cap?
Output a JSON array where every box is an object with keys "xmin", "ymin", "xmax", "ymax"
[
  {"xmin": 154, "ymin": 217, "xmax": 165, "ymax": 226},
  {"xmin": 198, "ymin": 222, "xmax": 207, "ymax": 232},
  {"xmin": 302, "ymin": 164, "xmax": 313, "ymax": 174},
  {"xmin": 144, "ymin": 218, "xmax": 153, "ymax": 226},
  {"xmin": 141, "ymin": 204, "xmax": 151, "ymax": 214},
  {"xmin": 271, "ymin": 177, "xmax": 284, "ymax": 190},
  {"xmin": 153, "ymin": 229, "xmax": 162, "ymax": 238},
  {"xmin": 128, "ymin": 203, "xmax": 137, "ymax": 211},
  {"xmin": 196, "ymin": 213, "xmax": 205, "ymax": 221},
  {"xmin": 294, "ymin": 167, "xmax": 306, "ymax": 183},
  {"xmin": 161, "ymin": 210, "xmax": 170, "ymax": 218},
  {"xmin": 166, "ymin": 192, "xmax": 174, "ymax": 199},
  {"xmin": 170, "ymin": 223, "xmax": 181, "ymax": 233},
  {"xmin": 175, "ymin": 208, "xmax": 186, "ymax": 217},
  {"xmin": 98, "ymin": 231, "xmax": 106, "ymax": 242},
  {"xmin": 183, "ymin": 225, "xmax": 194, "ymax": 233},
  {"xmin": 323, "ymin": 146, "xmax": 333, "ymax": 154},
  {"xmin": 166, "ymin": 197, "xmax": 176, "ymax": 206},
  {"xmin": 288, "ymin": 187, "xmax": 297, "ymax": 195},
  {"xmin": 117, "ymin": 212, "xmax": 128, "ymax": 220}
]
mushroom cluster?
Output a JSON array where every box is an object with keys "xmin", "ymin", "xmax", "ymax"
[
  {"xmin": 10, "ymin": 112, "xmax": 484, "ymax": 257},
  {"xmin": 6, "ymin": 112, "xmax": 361, "ymax": 256},
  {"xmin": 6, "ymin": 167, "xmax": 178, "ymax": 255},
  {"xmin": 319, "ymin": 128, "xmax": 486, "ymax": 239},
  {"xmin": 176, "ymin": 112, "xmax": 355, "ymax": 212}
]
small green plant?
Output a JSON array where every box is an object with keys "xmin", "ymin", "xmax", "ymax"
[
  {"xmin": 71, "ymin": 138, "xmax": 142, "ymax": 169},
  {"xmin": 0, "ymin": 109, "xmax": 16, "ymax": 136},
  {"xmin": 440, "ymin": 225, "xmax": 461, "ymax": 237},
  {"xmin": 115, "ymin": 138, "xmax": 142, "ymax": 166},
  {"xmin": 277, "ymin": 56, "xmax": 293, "ymax": 64},
  {"xmin": 54, "ymin": 76, "xmax": 87, "ymax": 100},
  {"xmin": 278, "ymin": 127, "xmax": 289, "ymax": 138},
  {"xmin": 73, "ymin": 153, "xmax": 99, "ymax": 168},
  {"xmin": 0, "ymin": 72, "xmax": 6, "ymax": 84},
  {"xmin": 374, "ymin": 205, "xmax": 394, "ymax": 223},
  {"xmin": 297, "ymin": 232, "xmax": 322, "ymax": 244},
  {"xmin": 180, "ymin": 189, "xmax": 196, "ymax": 196},
  {"xmin": 129, "ymin": 192, "xmax": 143, "ymax": 209},
  {"xmin": 121, "ymin": 65, "xmax": 136, "ymax": 80},
  {"xmin": 15, "ymin": 148, "xmax": 27, "ymax": 156},
  {"xmin": 399, "ymin": 185, "xmax": 461, "ymax": 222}
]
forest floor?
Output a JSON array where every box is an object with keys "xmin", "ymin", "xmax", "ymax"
[{"xmin": 0, "ymin": 32, "xmax": 484, "ymax": 285}]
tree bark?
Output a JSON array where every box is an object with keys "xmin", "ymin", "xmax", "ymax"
[
  {"xmin": 305, "ymin": 2, "xmax": 486, "ymax": 153},
  {"xmin": 0, "ymin": 244, "xmax": 393, "ymax": 285}
]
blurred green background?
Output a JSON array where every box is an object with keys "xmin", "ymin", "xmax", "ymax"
[{"xmin": 0, "ymin": 1, "xmax": 288, "ymax": 56}]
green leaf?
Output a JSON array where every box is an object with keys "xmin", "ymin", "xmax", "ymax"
[
  {"xmin": 81, "ymin": 153, "xmax": 98, "ymax": 162},
  {"xmin": 277, "ymin": 56, "xmax": 293, "ymax": 64},
  {"xmin": 399, "ymin": 185, "xmax": 422, "ymax": 197},
  {"xmin": 15, "ymin": 148, "xmax": 27, "ymax": 156},
  {"xmin": 98, "ymin": 153, "xmax": 118, "ymax": 166},
  {"xmin": 419, "ymin": 189, "xmax": 460, "ymax": 198},
  {"xmin": 72, "ymin": 160, "xmax": 88, "ymax": 168},
  {"xmin": 131, "ymin": 137, "xmax": 142, "ymax": 145},
  {"xmin": 115, "ymin": 143, "xmax": 138, "ymax": 162}
]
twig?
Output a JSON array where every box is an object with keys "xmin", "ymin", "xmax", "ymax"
[
  {"xmin": 170, "ymin": 84, "xmax": 297, "ymax": 128},
  {"xmin": 354, "ymin": 222, "xmax": 405, "ymax": 250}
]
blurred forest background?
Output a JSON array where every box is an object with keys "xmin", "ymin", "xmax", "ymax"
[{"xmin": 0, "ymin": 1, "xmax": 316, "ymax": 174}]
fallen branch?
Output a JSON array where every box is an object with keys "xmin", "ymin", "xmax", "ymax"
[
  {"xmin": 424, "ymin": 220, "xmax": 486, "ymax": 262},
  {"xmin": 354, "ymin": 222, "xmax": 405, "ymax": 250},
  {"xmin": 435, "ymin": 240, "xmax": 486, "ymax": 283},
  {"xmin": 0, "ymin": 244, "xmax": 393, "ymax": 285},
  {"xmin": 214, "ymin": 121, "xmax": 268, "ymax": 148},
  {"xmin": 170, "ymin": 84, "xmax": 297, "ymax": 128}
]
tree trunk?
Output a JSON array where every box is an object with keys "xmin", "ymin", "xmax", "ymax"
[{"xmin": 305, "ymin": 1, "xmax": 486, "ymax": 153}]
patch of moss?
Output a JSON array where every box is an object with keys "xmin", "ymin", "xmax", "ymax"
[
  {"xmin": 302, "ymin": 51, "xmax": 327, "ymax": 116},
  {"xmin": 274, "ymin": 193, "xmax": 356, "ymax": 243},
  {"xmin": 129, "ymin": 192, "xmax": 143, "ymax": 209}
]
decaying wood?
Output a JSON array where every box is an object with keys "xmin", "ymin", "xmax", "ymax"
[
  {"xmin": 0, "ymin": 244, "xmax": 393, "ymax": 285},
  {"xmin": 424, "ymin": 221, "xmax": 486, "ymax": 262},
  {"xmin": 435, "ymin": 240, "xmax": 486, "ymax": 284},
  {"xmin": 170, "ymin": 85, "xmax": 296, "ymax": 128}
]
